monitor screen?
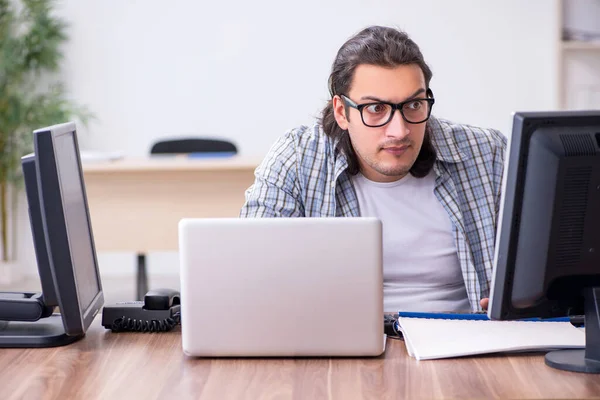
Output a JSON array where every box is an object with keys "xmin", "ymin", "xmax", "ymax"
[{"xmin": 53, "ymin": 133, "xmax": 101, "ymax": 312}]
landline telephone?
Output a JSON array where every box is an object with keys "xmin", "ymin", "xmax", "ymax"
[
  {"xmin": 101, "ymin": 290, "xmax": 417, "ymax": 336},
  {"xmin": 101, "ymin": 288, "xmax": 181, "ymax": 332}
]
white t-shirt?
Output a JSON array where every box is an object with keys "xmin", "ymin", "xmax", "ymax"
[{"xmin": 352, "ymin": 170, "xmax": 471, "ymax": 313}]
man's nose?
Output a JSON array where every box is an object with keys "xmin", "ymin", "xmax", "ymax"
[{"xmin": 384, "ymin": 109, "xmax": 410, "ymax": 139}]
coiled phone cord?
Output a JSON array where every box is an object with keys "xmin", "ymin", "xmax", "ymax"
[{"xmin": 108, "ymin": 312, "xmax": 181, "ymax": 333}]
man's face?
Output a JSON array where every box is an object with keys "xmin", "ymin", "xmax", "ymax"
[{"xmin": 333, "ymin": 64, "xmax": 429, "ymax": 183}]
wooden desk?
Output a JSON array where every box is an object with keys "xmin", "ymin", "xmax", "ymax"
[
  {"xmin": 1, "ymin": 317, "xmax": 599, "ymax": 399},
  {"xmin": 82, "ymin": 156, "xmax": 259, "ymax": 252}
]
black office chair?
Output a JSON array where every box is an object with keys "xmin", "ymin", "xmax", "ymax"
[
  {"xmin": 133, "ymin": 137, "xmax": 238, "ymax": 300},
  {"xmin": 150, "ymin": 138, "xmax": 238, "ymax": 154}
]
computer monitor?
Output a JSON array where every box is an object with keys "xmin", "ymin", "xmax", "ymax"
[
  {"xmin": 0, "ymin": 122, "xmax": 104, "ymax": 348},
  {"xmin": 34, "ymin": 122, "xmax": 104, "ymax": 336},
  {"xmin": 0, "ymin": 154, "xmax": 61, "ymax": 347},
  {"xmin": 23, "ymin": 154, "xmax": 59, "ymax": 308},
  {"xmin": 488, "ymin": 110, "xmax": 600, "ymax": 373}
]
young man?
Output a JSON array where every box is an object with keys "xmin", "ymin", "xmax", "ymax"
[{"xmin": 240, "ymin": 26, "xmax": 506, "ymax": 313}]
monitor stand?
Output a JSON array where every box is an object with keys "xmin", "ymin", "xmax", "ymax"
[
  {"xmin": 0, "ymin": 292, "xmax": 82, "ymax": 348},
  {"xmin": 0, "ymin": 314, "xmax": 82, "ymax": 348},
  {"xmin": 545, "ymin": 287, "xmax": 600, "ymax": 373}
]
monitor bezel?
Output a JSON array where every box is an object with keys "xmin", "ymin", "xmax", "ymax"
[
  {"xmin": 33, "ymin": 121, "xmax": 104, "ymax": 335},
  {"xmin": 488, "ymin": 110, "xmax": 600, "ymax": 320},
  {"xmin": 21, "ymin": 153, "xmax": 59, "ymax": 308}
]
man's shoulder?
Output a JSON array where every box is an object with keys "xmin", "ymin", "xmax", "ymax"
[
  {"xmin": 435, "ymin": 116, "xmax": 507, "ymax": 149},
  {"xmin": 430, "ymin": 116, "xmax": 507, "ymax": 163},
  {"xmin": 284, "ymin": 121, "xmax": 335, "ymax": 148},
  {"xmin": 267, "ymin": 121, "xmax": 337, "ymax": 163}
]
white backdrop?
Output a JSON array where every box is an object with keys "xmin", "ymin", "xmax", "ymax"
[
  {"xmin": 55, "ymin": 0, "xmax": 559, "ymax": 157},
  {"xmin": 15, "ymin": 0, "xmax": 560, "ymax": 278}
]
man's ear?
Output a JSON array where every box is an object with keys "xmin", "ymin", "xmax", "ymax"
[{"xmin": 332, "ymin": 95, "xmax": 349, "ymax": 130}]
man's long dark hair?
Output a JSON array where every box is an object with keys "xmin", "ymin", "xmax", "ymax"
[{"xmin": 320, "ymin": 26, "xmax": 436, "ymax": 178}]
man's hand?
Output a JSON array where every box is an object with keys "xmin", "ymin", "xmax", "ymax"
[{"xmin": 480, "ymin": 298, "xmax": 489, "ymax": 310}]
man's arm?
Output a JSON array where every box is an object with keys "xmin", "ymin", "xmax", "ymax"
[
  {"xmin": 491, "ymin": 129, "xmax": 508, "ymax": 219},
  {"xmin": 481, "ymin": 129, "xmax": 508, "ymax": 310},
  {"xmin": 240, "ymin": 132, "xmax": 305, "ymax": 218}
]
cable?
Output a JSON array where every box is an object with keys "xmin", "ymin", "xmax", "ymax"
[
  {"xmin": 107, "ymin": 312, "xmax": 181, "ymax": 333},
  {"xmin": 384, "ymin": 314, "xmax": 403, "ymax": 340}
]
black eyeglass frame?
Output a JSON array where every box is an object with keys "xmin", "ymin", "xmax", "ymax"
[{"xmin": 340, "ymin": 88, "xmax": 435, "ymax": 127}]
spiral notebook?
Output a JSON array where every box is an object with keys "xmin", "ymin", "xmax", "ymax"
[{"xmin": 397, "ymin": 315, "xmax": 585, "ymax": 360}]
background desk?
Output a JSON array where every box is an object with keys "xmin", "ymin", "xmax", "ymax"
[
  {"xmin": 1, "ymin": 317, "xmax": 599, "ymax": 399},
  {"xmin": 81, "ymin": 156, "xmax": 260, "ymax": 252}
]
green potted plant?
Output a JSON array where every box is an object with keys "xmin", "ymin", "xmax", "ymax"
[{"xmin": 0, "ymin": 0, "xmax": 91, "ymax": 282}]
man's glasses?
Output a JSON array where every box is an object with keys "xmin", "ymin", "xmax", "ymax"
[{"xmin": 340, "ymin": 89, "xmax": 435, "ymax": 127}]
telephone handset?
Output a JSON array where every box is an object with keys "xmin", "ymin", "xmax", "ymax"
[{"xmin": 101, "ymin": 288, "xmax": 181, "ymax": 332}]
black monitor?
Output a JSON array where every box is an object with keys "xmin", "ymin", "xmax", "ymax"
[
  {"xmin": 488, "ymin": 110, "xmax": 600, "ymax": 373},
  {"xmin": 34, "ymin": 122, "xmax": 104, "ymax": 334},
  {"xmin": 0, "ymin": 122, "xmax": 104, "ymax": 347}
]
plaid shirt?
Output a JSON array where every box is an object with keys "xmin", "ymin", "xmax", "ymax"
[{"xmin": 240, "ymin": 115, "xmax": 507, "ymax": 311}]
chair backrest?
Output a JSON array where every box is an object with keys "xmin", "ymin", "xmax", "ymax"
[{"xmin": 150, "ymin": 138, "xmax": 237, "ymax": 155}]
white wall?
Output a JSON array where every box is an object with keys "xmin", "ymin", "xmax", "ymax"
[
  {"xmin": 55, "ymin": 0, "xmax": 560, "ymax": 157},
  {"xmin": 15, "ymin": 0, "xmax": 560, "ymax": 279},
  {"xmin": 564, "ymin": 52, "xmax": 600, "ymax": 108}
]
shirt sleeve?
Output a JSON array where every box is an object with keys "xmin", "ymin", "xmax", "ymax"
[
  {"xmin": 239, "ymin": 131, "xmax": 305, "ymax": 217},
  {"xmin": 490, "ymin": 129, "xmax": 508, "ymax": 219}
]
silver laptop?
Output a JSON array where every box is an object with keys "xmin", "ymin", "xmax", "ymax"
[{"xmin": 178, "ymin": 217, "xmax": 385, "ymax": 357}]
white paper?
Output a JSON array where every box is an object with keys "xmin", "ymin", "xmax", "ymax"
[{"xmin": 398, "ymin": 317, "xmax": 585, "ymax": 361}]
